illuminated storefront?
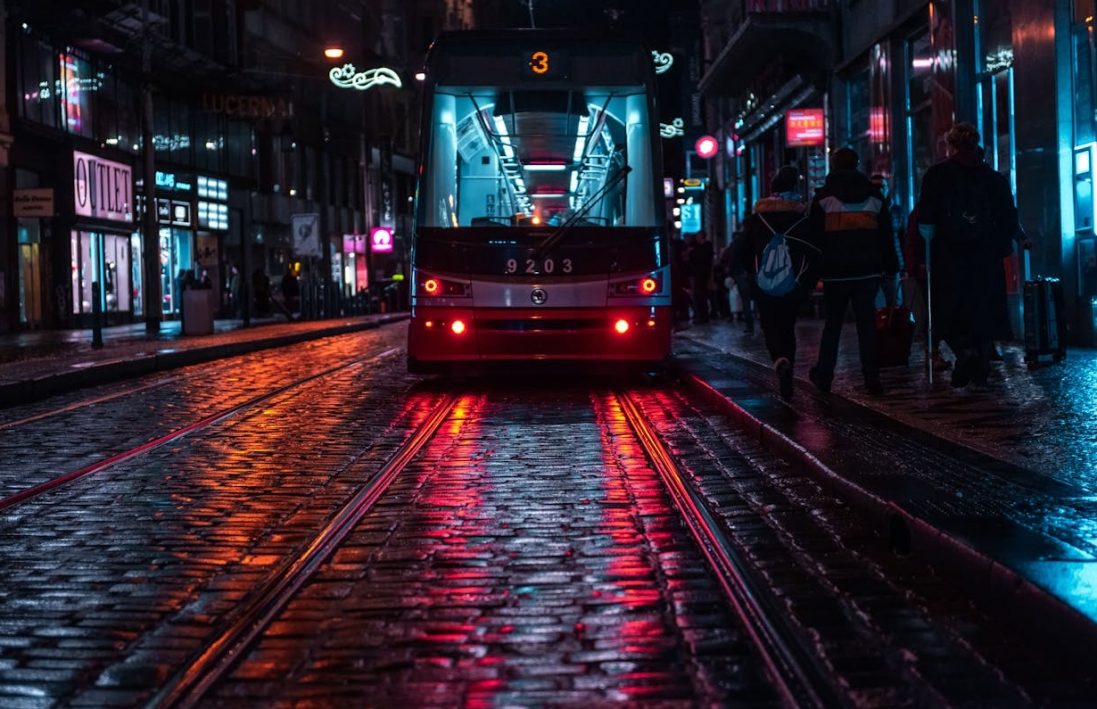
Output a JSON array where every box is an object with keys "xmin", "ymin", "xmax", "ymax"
[{"xmin": 70, "ymin": 149, "xmax": 136, "ymax": 326}]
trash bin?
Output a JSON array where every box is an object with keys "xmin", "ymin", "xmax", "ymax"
[{"xmin": 182, "ymin": 289, "xmax": 214, "ymax": 335}]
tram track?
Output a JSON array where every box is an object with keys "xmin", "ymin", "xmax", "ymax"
[
  {"xmin": 143, "ymin": 392, "xmax": 461, "ymax": 709},
  {"xmin": 136, "ymin": 385, "xmax": 866, "ymax": 709},
  {"xmin": 2, "ymin": 369, "xmax": 1078, "ymax": 708},
  {"xmin": 617, "ymin": 390, "xmax": 848, "ymax": 709}
]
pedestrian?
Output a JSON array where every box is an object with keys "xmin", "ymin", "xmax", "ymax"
[
  {"xmin": 280, "ymin": 264, "xmax": 300, "ymax": 318},
  {"xmin": 914, "ymin": 122, "xmax": 1017, "ymax": 387},
  {"xmin": 714, "ymin": 245, "xmax": 733, "ymax": 321},
  {"xmin": 730, "ymin": 165, "xmax": 818, "ymax": 397},
  {"xmin": 670, "ymin": 236, "xmax": 691, "ymax": 326},
  {"xmin": 807, "ymin": 148, "xmax": 901, "ymax": 396},
  {"xmin": 870, "ymin": 173, "xmax": 906, "ymax": 305},
  {"xmin": 687, "ymin": 230, "xmax": 714, "ymax": 324},
  {"xmin": 724, "ymin": 225, "xmax": 757, "ymax": 334},
  {"xmin": 229, "ymin": 266, "xmax": 241, "ymax": 317},
  {"xmin": 252, "ymin": 268, "xmax": 271, "ymax": 318}
]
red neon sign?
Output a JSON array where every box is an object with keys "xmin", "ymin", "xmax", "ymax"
[
  {"xmin": 786, "ymin": 108, "xmax": 825, "ymax": 148},
  {"xmin": 694, "ymin": 135, "xmax": 718, "ymax": 159}
]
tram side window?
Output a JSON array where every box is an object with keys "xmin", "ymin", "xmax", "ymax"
[{"xmin": 422, "ymin": 93, "xmax": 459, "ymax": 228}]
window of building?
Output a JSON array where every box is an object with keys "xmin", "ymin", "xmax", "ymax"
[
  {"xmin": 19, "ymin": 37, "xmax": 60, "ymax": 129},
  {"xmin": 1073, "ymin": 18, "xmax": 1095, "ymax": 146},
  {"xmin": 906, "ymin": 27, "xmax": 935, "ymax": 205},
  {"xmin": 59, "ymin": 51, "xmax": 94, "ymax": 138},
  {"xmin": 226, "ymin": 119, "xmax": 254, "ymax": 180}
]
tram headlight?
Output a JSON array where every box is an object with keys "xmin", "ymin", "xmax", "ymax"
[
  {"xmin": 613, "ymin": 319, "xmax": 630, "ymax": 334},
  {"xmin": 451, "ymin": 319, "xmax": 467, "ymax": 334}
]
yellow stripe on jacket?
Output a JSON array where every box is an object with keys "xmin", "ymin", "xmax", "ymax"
[{"xmin": 819, "ymin": 195, "xmax": 882, "ymax": 232}]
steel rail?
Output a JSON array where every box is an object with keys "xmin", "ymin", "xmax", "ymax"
[
  {"xmin": 143, "ymin": 391, "xmax": 459, "ymax": 709},
  {"xmin": 616, "ymin": 390, "xmax": 851, "ymax": 709},
  {"xmin": 0, "ymin": 347, "xmax": 401, "ymax": 511}
]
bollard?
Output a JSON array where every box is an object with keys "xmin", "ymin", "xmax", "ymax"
[{"xmin": 91, "ymin": 281, "xmax": 104, "ymax": 349}]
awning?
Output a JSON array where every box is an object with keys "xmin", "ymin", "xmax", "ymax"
[{"xmin": 698, "ymin": 14, "xmax": 834, "ymax": 98}]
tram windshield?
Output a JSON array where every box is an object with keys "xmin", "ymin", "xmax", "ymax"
[{"xmin": 418, "ymin": 87, "xmax": 659, "ymax": 229}]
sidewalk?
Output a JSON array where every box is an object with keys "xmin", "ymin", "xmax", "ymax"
[
  {"xmin": 671, "ymin": 314, "xmax": 1097, "ymax": 655},
  {"xmin": 0, "ymin": 313, "xmax": 407, "ymax": 407}
]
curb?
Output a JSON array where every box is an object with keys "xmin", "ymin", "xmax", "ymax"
[
  {"xmin": 675, "ymin": 364, "xmax": 1097, "ymax": 662},
  {"xmin": 0, "ymin": 316, "xmax": 407, "ymax": 408}
]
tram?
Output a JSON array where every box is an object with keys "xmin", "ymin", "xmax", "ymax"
[{"xmin": 407, "ymin": 29, "xmax": 671, "ymax": 374}]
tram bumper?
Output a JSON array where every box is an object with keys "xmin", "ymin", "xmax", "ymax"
[{"xmin": 408, "ymin": 305, "xmax": 670, "ymax": 365}]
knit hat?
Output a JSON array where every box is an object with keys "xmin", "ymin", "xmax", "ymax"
[
  {"xmin": 831, "ymin": 147, "xmax": 859, "ymax": 170},
  {"xmin": 771, "ymin": 165, "xmax": 801, "ymax": 193}
]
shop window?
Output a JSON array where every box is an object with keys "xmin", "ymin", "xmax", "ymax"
[
  {"xmin": 194, "ymin": 109, "xmax": 222, "ymax": 172},
  {"xmin": 226, "ymin": 119, "xmax": 255, "ymax": 180},
  {"xmin": 978, "ymin": 69, "xmax": 1015, "ymax": 187},
  {"xmin": 19, "ymin": 37, "xmax": 60, "ymax": 129},
  {"xmin": 906, "ymin": 27, "xmax": 935, "ymax": 205},
  {"xmin": 1074, "ymin": 24, "xmax": 1096, "ymax": 145},
  {"xmin": 59, "ymin": 52, "xmax": 94, "ymax": 138}
]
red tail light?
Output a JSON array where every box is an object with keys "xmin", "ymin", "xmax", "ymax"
[{"xmin": 611, "ymin": 274, "xmax": 664, "ymax": 296}]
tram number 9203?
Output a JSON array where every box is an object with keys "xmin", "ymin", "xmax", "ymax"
[{"xmin": 506, "ymin": 257, "xmax": 573, "ymax": 274}]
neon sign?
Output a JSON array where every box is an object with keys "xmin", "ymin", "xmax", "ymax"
[
  {"xmin": 329, "ymin": 64, "xmax": 403, "ymax": 91},
  {"xmin": 371, "ymin": 226, "xmax": 394, "ymax": 253},
  {"xmin": 651, "ymin": 51, "xmax": 674, "ymax": 74},
  {"xmin": 786, "ymin": 108, "xmax": 825, "ymax": 147},
  {"xmin": 694, "ymin": 135, "xmax": 718, "ymax": 159},
  {"xmin": 660, "ymin": 118, "xmax": 684, "ymax": 139}
]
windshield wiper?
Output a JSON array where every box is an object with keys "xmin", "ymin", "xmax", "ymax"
[{"xmin": 531, "ymin": 165, "xmax": 632, "ymax": 260}]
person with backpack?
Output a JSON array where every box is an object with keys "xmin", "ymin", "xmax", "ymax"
[
  {"xmin": 730, "ymin": 165, "xmax": 818, "ymax": 397},
  {"xmin": 915, "ymin": 123, "xmax": 1017, "ymax": 387},
  {"xmin": 807, "ymin": 148, "xmax": 901, "ymax": 396}
]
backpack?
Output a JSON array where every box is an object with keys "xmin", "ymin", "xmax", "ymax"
[{"xmin": 755, "ymin": 213, "xmax": 809, "ymax": 296}]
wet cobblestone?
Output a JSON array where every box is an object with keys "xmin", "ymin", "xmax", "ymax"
[{"xmin": 205, "ymin": 389, "xmax": 778, "ymax": 709}]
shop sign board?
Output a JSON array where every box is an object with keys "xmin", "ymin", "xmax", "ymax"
[
  {"xmin": 681, "ymin": 203, "xmax": 702, "ymax": 234},
  {"xmin": 292, "ymin": 213, "xmax": 321, "ymax": 257},
  {"xmin": 73, "ymin": 150, "xmax": 133, "ymax": 223},
  {"xmin": 13, "ymin": 188, "xmax": 55, "ymax": 217},
  {"xmin": 371, "ymin": 226, "xmax": 394, "ymax": 254},
  {"xmin": 786, "ymin": 108, "xmax": 825, "ymax": 148}
]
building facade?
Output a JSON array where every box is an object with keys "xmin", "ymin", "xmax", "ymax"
[
  {"xmin": 0, "ymin": 0, "xmax": 477, "ymax": 333},
  {"xmin": 699, "ymin": 0, "xmax": 1096, "ymax": 344}
]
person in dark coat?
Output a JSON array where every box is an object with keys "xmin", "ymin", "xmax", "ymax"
[
  {"xmin": 687, "ymin": 230, "xmax": 714, "ymax": 324},
  {"xmin": 252, "ymin": 268, "xmax": 271, "ymax": 318},
  {"xmin": 730, "ymin": 165, "xmax": 817, "ymax": 397},
  {"xmin": 807, "ymin": 148, "xmax": 901, "ymax": 396},
  {"xmin": 915, "ymin": 123, "xmax": 1017, "ymax": 387},
  {"xmin": 669, "ymin": 236, "xmax": 691, "ymax": 326},
  {"xmin": 280, "ymin": 264, "xmax": 300, "ymax": 318}
]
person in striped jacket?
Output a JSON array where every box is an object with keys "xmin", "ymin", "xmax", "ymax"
[{"xmin": 807, "ymin": 148, "xmax": 902, "ymax": 396}]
